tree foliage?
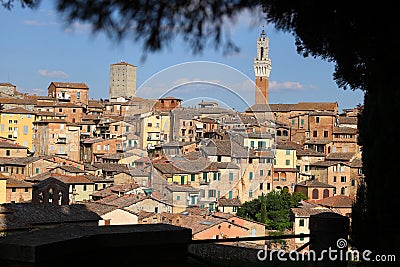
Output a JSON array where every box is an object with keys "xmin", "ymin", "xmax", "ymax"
[{"xmin": 237, "ymin": 189, "xmax": 307, "ymax": 231}]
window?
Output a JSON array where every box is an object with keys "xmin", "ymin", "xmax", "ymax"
[
  {"xmin": 191, "ymin": 174, "xmax": 195, "ymax": 181},
  {"xmin": 217, "ymin": 172, "xmax": 221, "ymax": 181},
  {"xmin": 292, "ymin": 119, "xmax": 295, "ymax": 126},
  {"xmin": 260, "ymin": 170, "xmax": 264, "ymax": 176},
  {"xmin": 23, "ymin": 125, "xmax": 28, "ymax": 134},
  {"xmin": 305, "ymin": 165, "xmax": 309, "ymax": 172},
  {"xmin": 203, "ymin": 172, "xmax": 208, "ymax": 181},
  {"xmin": 126, "ymin": 126, "xmax": 129, "ymax": 132},
  {"xmin": 12, "ymin": 188, "xmax": 16, "ymax": 192},
  {"xmin": 25, "ymin": 188, "xmax": 29, "ymax": 193},
  {"xmin": 300, "ymin": 233, "xmax": 305, "ymax": 241},
  {"xmin": 72, "ymin": 109, "xmax": 76, "ymax": 113},
  {"xmin": 83, "ymin": 185, "xmax": 87, "ymax": 191},
  {"xmin": 301, "ymin": 119, "xmax": 304, "ymax": 125},
  {"xmin": 312, "ymin": 189, "xmax": 319, "ymax": 199},
  {"xmin": 324, "ymin": 131, "xmax": 329, "ymax": 138},
  {"xmin": 285, "ymin": 160, "xmax": 290, "ymax": 166},
  {"xmin": 323, "ymin": 189, "xmax": 330, "ymax": 198},
  {"xmin": 176, "ymin": 195, "xmax": 181, "ymax": 200},
  {"xmin": 147, "ymin": 123, "xmax": 152, "ymax": 127},
  {"xmin": 286, "ymin": 149, "xmax": 290, "ymax": 155},
  {"xmin": 228, "ymin": 191, "xmax": 233, "ymax": 199},
  {"xmin": 313, "ymin": 130, "xmax": 318, "ymax": 137},
  {"xmin": 267, "ymin": 183, "xmax": 271, "ymax": 190},
  {"xmin": 299, "ymin": 219, "xmax": 305, "ymax": 227},
  {"xmin": 250, "ymin": 141, "xmax": 255, "ymax": 148},
  {"xmin": 60, "ymin": 124, "xmax": 65, "ymax": 130},
  {"xmin": 35, "ymin": 167, "xmax": 39, "ymax": 174},
  {"xmin": 351, "ymin": 179, "xmax": 356, "ymax": 186},
  {"xmin": 77, "ymin": 91, "xmax": 81, "ymax": 99},
  {"xmin": 6, "ymin": 150, "xmax": 10, "ymax": 156},
  {"xmin": 8, "ymin": 120, "xmax": 12, "ymax": 124},
  {"xmin": 213, "ymin": 173, "xmax": 217, "ymax": 180},
  {"xmin": 333, "ymin": 176, "xmax": 337, "ymax": 182},
  {"xmin": 249, "ymin": 172, "xmax": 253, "ymax": 180},
  {"xmin": 229, "ymin": 172, "xmax": 233, "ymax": 181},
  {"xmin": 59, "ymin": 108, "xmax": 62, "ymax": 112},
  {"xmin": 316, "ymin": 117, "xmax": 320, "ymax": 123},
  {"xmin": 296, "ymin": 165, "xmax": 300, "ymax": 171},
  {"xmin": 260, "ymin": 183, "xmax": 263, "ymax": 190},
  {"xmin": 341, "ymin": 187, "xmax": 345, "ymax": 195},
  {"xmin": 114, "ymin": 125, "xmax": 119, "ymax": 131},
  {"xmin": 268, "ymin": 170, "xmax": 271, "ymax": 176},
  {"xmin": 208, "ymin": 190, "xmax": 216, "ymax": 197},
  {"xmin": 341, "ymin": 176, "xmax": 347, "ymax": 183},
  {"xmin": 249, "ymin": 190, "xmax": 253, "ymax": 198}
]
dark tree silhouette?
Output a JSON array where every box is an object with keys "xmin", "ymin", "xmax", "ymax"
[{"xmin": 3, "ymin": 0, "xmax": 399, "ymax": 261}]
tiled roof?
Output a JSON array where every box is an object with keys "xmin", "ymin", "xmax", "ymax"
[
  {"xmin": 137, "ymin": 210, "xmax": 157, "ymax": 220},
  {"xmin": 0, "ymin": 97, "xmax": 36, "ymax": 105},
  {"xmin": 0, "ymin": 156, "xmax": 43, "ymax": 166},
  {"xmin": 325, "ymin": 152, "xmax": 355, "ymax": 161},
  {"xmin": 338, "ymin": 116, "xmax": 357, "ymax": 125},
  {"xmin": 218, "ymin": 197, "xmax": 241, "ymax": 207},
  {"xmin": 312, "ymin": 195, "xmax": 355, "ymax": 208},
  {"xmin": 25, "ymin": 173, "xmax": 94, "ymax": 184},
  {"xmin": 166, "ymin": 184, "xmax": 200, "ymax": 193},
  {"xmin": 304, "ymin": 139, "xmax": 332, "ymax": 145},
  {"xmin": 0, "ymin": 203, "xmax": 101, "ymax": 230},
  {"xmin": 296, "ymin": 180, "xmax": 336, "ymax": 188},
  {"xmin": 333, "ymin": 127, "xmax": 357, "ymax": 134},
  {"xmin": 6, "ymin": 178, "xmax": 32, "ymax": 188},
  {"xmin": 97, "ymin": 194, "xmax": 148, "ymax": 208},
  {"xmin": 310, "ymin": 160, "xmax": 343, "ymax": 167},
  {"xmin": 0, "ymin": 141, "xmax": 27, "ymax": 149},
  {"xmin": 0, "ymin": 107, "xmax": 36, "ymax": 114},
  {"xmin": 92, "ymin": 163, "xmax": 129, "ymax": 173},
  {"xmin": 178, "ymin": 214, "xmax": 224, "ymax": 234},
  {"xmin": 50, "ymin": 82, "xmax": 89, "ymax": 89},
  {"xmin": 56, "ymin": 165, "xmax": 86, "ymax": 173},
  {"xmin": 350, "ymin": 158, "xmax": 362, "ymax": 168},
  {"xmin": 291, "ymin": 202, "xmax": 335, "ymax": 217},
  {"xmin": 79, "ymin": 201, "xmax": 118, "ymax": 216}
]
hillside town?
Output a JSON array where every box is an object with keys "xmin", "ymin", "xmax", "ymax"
[{"xmin": 0, "ymin": 30, "xmax": 362, "ymax": 251}]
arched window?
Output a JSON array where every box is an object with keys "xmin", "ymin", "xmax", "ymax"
[
  {"xmin": 312, "ymin": 188, "xmax": 319, "ymax": 199},
  {"xmin": 341, "ymin": 187, "xmax": 346, "ymax": 195},
  {"xmin": 323, "ymin": 189, "xmax": 330, "ymax": 198},
  {"xmin": 58, "ymin": 191, "xmax": 63, "ymax": 205},
  {"xmin": 277, "ymin": 130, "xmax": 282, "ymax": 136},
  {"xmin": 48, "ymin": 188, "xmax": 53, "ymax": 203},
  {"xmin": 260, "ymin": 47, "xmax": 264, "ymax": 59},
  {"xmin": 283, "ymin": 130, "xmax": 288, "ymax": 137}
]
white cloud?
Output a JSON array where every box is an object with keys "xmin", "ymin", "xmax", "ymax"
[
  {"xmin": 64, "ymin": 22, "xmax": 92, "ymax": 33},
  {"xmin": 269, "ymin": 81, "xmax": 308, "ymax": 91},
  {"xmin": 38, "ymin": 69, "xmax": 69, "ymax": 79},
  {"xmin": 23, "ymin": 19, "xmax": 58, "ymax": 27}
]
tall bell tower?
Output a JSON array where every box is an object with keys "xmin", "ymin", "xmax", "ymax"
[{"xmin": 254, "ymin": 29, "xmax": 272, "ymax": 105}]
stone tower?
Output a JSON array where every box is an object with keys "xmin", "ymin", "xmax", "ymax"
[
  {"xmin": 109, "ymin": 61, "xmax": 137, "ymax": 101},
  {"xmin": 254, "ymin": 29, "xmax": 272, "ymax": 105}
]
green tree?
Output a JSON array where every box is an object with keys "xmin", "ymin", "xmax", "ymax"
[{"xmin": 239, "ymin": 189, "xmax": 307, "ymax": 231}]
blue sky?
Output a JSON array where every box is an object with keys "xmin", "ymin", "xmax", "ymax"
[{"xmin": 0, "ymin": 1, "xmax": 364, "ymax": 112}]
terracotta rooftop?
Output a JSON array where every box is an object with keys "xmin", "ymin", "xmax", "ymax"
[
  {"xmin": 296, "ymin": 180, "xmax": 336, "ymax": 188},
  {"xmin": 6, "ymin": 178, "xmax": 32, "ymax": 188},
  {"xmin": 291, "ymin": 201, "xmax": 336, "ymax": 217},
  {"xmin": 325, "ymin": 152, "xmax": 355, "ymax": 161},
  {"xmin": 0, "ymin": 107, "xmax": 36, "ymax": 114},
  {"xmin": 311, "ymin": 195, "xmax": 355, "ymax": 208},
  {"xmin": 218, "ymin": 197, "xmax": 242, "ymax": 207},
  {"xmin": 79, "ymin": 201, "xmax": 117, "ymax": 216},
  {"xmin": 50, "ymin": 82, "xmax": 89, "ymax": 89},
  {"xmin": 333, "ymin": 127, "xmax": 358, "ymax": 134},
  {"xmin": 0, "ymin": 141, "xmax": 27, "ymax": 149}
]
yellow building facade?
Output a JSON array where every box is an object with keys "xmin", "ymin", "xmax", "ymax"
[
  {"xmin": 140, "ymin": 112, "xmax": 171, "ymax": 149},
  {"xmin": 0, "ymin": 108, "xmax": 35, "ymax": 151}
]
